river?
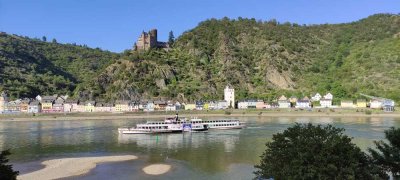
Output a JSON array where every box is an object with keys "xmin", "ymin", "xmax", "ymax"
[{"xmin": 0, "ymin": 116, "xmax": 399, "ymax": 179}]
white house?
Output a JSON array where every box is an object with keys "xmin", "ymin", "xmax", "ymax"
[
  {"xmin": 370, "ymin": 100, "xmax": 382, "ymax": 109},
  {"xmin": 166, "ymin": 101, "xmax": 176, "ymax": 111},
  {"xmin": 320, "ymin": 98, "xmax": 333, "ymax": 108},
  {"xmin": 323, "ymin": 93, "xmax": 333, "ymax": 100},
  {"xmin": 208, "ymin": 101, "xmax": 218, "ymax": 110},
  {"xmin": 383, "ymin": 99, "xmax": 395, "ymax": 112},
  {"xmin": 129, "ymin": 102, "xmax": 139, "ymax": 112},
  {"xmin": 28, "ymin": 101, "xmax": 41, "ymax": 113},
  {"xmin": 146, "ymin": 101, "xmax": 155, "ymax": 111},
  {"xmin": 311, "ymin": 93, "xmax": 322, "ymax": 102},
  {"xmin": 296, "ymin": 99, "xmax": 311, "ymax": 108},
  {"xmin": 238, "ymin": 101, "xmax": 248, "ymax": 109},
  {"xmin": 247, "ymin": 100, "xmax": 257, "ymax": 108},
  {"xmin": 278, "ymin": 100, "xmax": 291, "ymax": 108},
  {"xmin": 217, "ymin": 100, "xmax": 228, "ymax": 109},
  {"xmin": 138, "ymin": 101, "xmax": 147, "ymax": 111},
  {"xmin": 224, "ymin": 85, "xmax": 235, "ymax": 108},
  {"xmin": 64, "ymin": 99, "xmax": 79, "ymax": 112}
]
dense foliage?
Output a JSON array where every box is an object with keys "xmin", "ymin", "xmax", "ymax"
[
  {"xmin": 0, "ymin": 33, "xmax": 118, "ymax": 99},
  {"xmin": 0, "ymin": 150, "xmax": 19, "ymax": 180},
  {"xmin": 254, "ymin": 123, "xmax": 387, "ymax": 179},
  {"xmin": 369, "ymin": 127, "xmax": 400, "ymax": 178},
  {"xmin": 1, "ymin": 14, "xmax": 399, "ymax": 102}
]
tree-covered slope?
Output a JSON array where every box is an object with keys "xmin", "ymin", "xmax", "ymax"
[
  {"xmin": 88, "ymin": 14, "xmax": 400, "ymax": 102},
  {"xmin": 299, "ymin": 14, "xmax": 400, "ymax": 101},
  {"xmin": 0, "ymin": 33, "xmax": 119, "ymax": 98}
]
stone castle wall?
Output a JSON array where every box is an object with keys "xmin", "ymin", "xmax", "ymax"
[{"xmin": 134, "ymin": 29, "xmax": 168, "ymax": 51}]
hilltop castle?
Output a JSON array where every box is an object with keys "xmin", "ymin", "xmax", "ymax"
[{"xmin": 134, "ymin": 29, "xmax": 168, "ymax": 51}]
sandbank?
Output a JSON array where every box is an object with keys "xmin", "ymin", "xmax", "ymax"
[
  {"xmin": 142, "ymin": 164, "xmax": 172, "ymax": 175},
  {"xmin": 18, "ymin": 155, "xmax": 137, "ymax": 180}
]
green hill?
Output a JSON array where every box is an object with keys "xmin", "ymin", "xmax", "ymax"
[
  {"xmin": 0, "ymin": 33, "xmax": 119, "ymax": 98},
  {"xmin": 1, "ymin": 14, "xmax": 399, "ymax": 102}
]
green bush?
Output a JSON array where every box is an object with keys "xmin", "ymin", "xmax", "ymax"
[
  {"xmin": 254, "ymin": 123, "xmax": 387, "ymax": 179},
  {"xmin": 0, "ymin": 150, "xmax": 19, "ymax": 180},
  {"xmin": 369, "ymin": 127, "xmax": 400, "ymax": 178}
]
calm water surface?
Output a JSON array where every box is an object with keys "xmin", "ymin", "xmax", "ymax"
[{"xmin": 0, "ymin": 116, "xmax": 399, "ymax": 180}]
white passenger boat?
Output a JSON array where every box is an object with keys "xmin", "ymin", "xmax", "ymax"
[
  {"xmin": 118, "ymin": 120, "xmax": 182, "ymax": 134},
  {"xmin": 118, "ymin": 115, "xmax": 208, "ymax": 134},
  {"xmin": 189, "ymin": 118, "xmax": 245, "ymax": 130},
  {"xmin": 118, "ymin": 115, "xmax": 243, "ymax": 134}
]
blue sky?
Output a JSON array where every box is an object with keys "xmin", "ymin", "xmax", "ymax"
[{"xmin": 1, "ymin": 0, "xmax": 399, "ymax": 52}]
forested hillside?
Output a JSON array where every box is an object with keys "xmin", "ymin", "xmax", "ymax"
[
  {"xmin": 1, "ymin": 14, "xmax": 399, "ymax": 102},
  {"xmin": 0, "ymin": 33, "xmax": 119, "ymax": 98}
]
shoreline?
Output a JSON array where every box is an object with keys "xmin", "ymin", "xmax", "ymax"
[{"xmin": 1, "ymin": 110, "xmax": 400, "ymax": 122}]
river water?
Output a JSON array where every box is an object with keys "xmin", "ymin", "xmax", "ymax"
[{"xmin": 0, "ymin": 116, "xmax": 399, "ymax": 180}]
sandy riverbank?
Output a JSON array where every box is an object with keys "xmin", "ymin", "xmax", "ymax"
[
  {"xmin": 1, "ymin": 110, "xmax": 400, "ymax": 122},
  {"xmin": 18, "ymin": 155, "xmax": 137, "ymax": 180}
]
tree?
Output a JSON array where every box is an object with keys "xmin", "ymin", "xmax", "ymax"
[
  {"xmin": 52, "ymin": 38, "xmax": 57, "ymax": 43},
  {"xmin": 168, "ymin": 31, "xmax": 175, "ymax": 46},
  {"xmin": 254, "ymin": 123, "xmax": 387, "ymax": 179},
  {"xmin": 0, "ymin": 150, "xmax": 19, "ymax": 180},
  {"xmin": 369, "ymin": 127, "xmax": 400, "ymax": 178},
  {"xmin": 42, "ymin": 36, "xmax": 47, "ymax": 42}
]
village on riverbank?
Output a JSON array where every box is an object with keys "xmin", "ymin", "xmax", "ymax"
[{"xmin": 0, "ymin": 85, "xmax": 396, "ymax": 115}]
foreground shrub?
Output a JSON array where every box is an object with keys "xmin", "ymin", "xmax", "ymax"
[
  {"xmin": 369, "ymin": 127, "xmax": 400, "ymax": 178},
  {"xmin": 254, "ymin": 123, "xmax": 387, "ymax": 179},
  {"xmin": 0, "ymin": 149, "xmax": 19, "ymax": 180}
]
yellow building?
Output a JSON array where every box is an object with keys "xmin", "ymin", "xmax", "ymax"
[
  {"xmin": 41, "ymin": 96, "xmax": 57, "ymax": 113},
  {"xmin": 356, "ymin": 99, "xmax": 367, "ymax": 108},
  {"xmin": 184, "ymin": 103, "xmax": 196, "ymax": 110},
  {"xmin": 41, "ymin": 100, "xmax": 54, "ymax": 113},
  {"xmin": 341, "ymin": 100, "xmax": 355, "ymax": 108},
  {"xmin": 85, "ymin": 101, "xmax": 96, "ymax": 112},
  {"xmin": 203, "ymin": 103, "xmax": 209, "ymax": 110},
  {"xmin": 114, "ymin": 100, "xmax": 130, "ymax": 112}
]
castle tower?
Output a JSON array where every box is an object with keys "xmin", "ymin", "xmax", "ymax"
[
  {"xmin": 224, "ymin": 85, "xmax": 235, "ymax": 108},
  {"xmin": 149, "ymin": 29, "xmax": 158, "ymax": 48},
  {"xmin": 135, "ymin": 31, "xmax": 148, "ymax": 51}
]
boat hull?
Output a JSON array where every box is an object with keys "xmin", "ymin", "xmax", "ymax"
[
  {"xmin": 119, "ymin": 129, "xmax": 180, "ymax": 134},
  {"xmin": 209, "ymin": 125, "xmax": 245, "ymax": 130}
]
